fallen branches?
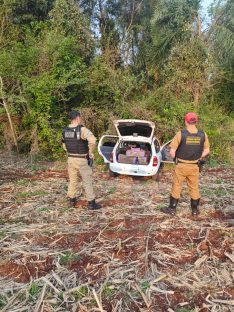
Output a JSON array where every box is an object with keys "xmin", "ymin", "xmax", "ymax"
[{"xmin": 0, "ymin": 156, "xmax": 233, "ymax": 311}]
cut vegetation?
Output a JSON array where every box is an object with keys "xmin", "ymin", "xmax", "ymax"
[{"xmin": 0, "ymin": 153, "xmax": 233, "ymax": 311}]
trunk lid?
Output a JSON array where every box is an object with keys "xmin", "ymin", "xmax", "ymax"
[{"xmin": 114, "ymin": 119, "xmax": 155, "ymax": 140}]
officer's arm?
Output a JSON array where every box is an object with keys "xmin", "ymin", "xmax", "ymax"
[
  {"xmin": 62, "ymin": 143, "xmax": 67, "ymax": 151},
  {"xmin": 169, "ymin": 132, "xmax": 181, "ymax": 158},
  {"xmin": 61, "ymin": 134, "xmax": 67, "ymax": 151},
  {"xmin": 201, "ymin": 133, "xmax": 210, "ymax": 158},
  {"xmin": 201, "ymin": 148, "xmax": 210, "ymax": 158},
  {"xmin": 81, "ymin": 127, "xmax": 96, "ymax": 155}
]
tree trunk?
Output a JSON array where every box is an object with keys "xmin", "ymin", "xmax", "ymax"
[
  {"xmin": 197, "ymin": 14, "xmax": 202, "ymax": 37},
  {"xmin": 0, "ymin": 76, "xmax": 19, "ymax": 152}
]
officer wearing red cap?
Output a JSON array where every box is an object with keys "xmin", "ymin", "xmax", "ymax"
[{"xmin": 162, "ymin": 112, "xmax": 210, "ymax": 216}]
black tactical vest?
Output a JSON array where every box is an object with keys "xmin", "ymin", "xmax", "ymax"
[
  {"xmin": 176, "ymin": 129, "xmax": 205, "ymax": 161},
  {"xmin": 62, "ymin": 125, "xmax": 89, "ymax": 155}
]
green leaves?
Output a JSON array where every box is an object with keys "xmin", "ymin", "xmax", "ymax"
[
  {"xmin": 29, "ymin": 282, "xmax": 41, "ymax": 299},
  {"xmin": 0, "ymin": 0, "xmax": 233, "ymax": 161},
  {"xmin": 209, "ymin": 0, "xmax": 234, "ymax": 112},
  {"xmin": 151, "ymin": 0, "xmax": 202, "ymax": 64}
]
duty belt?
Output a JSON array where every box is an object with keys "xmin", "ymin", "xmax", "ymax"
[
  {"xmin": 68, "ymin": 154, "xmax": 87, "ymax": 158},
  {"xmin": 177, "ymin": 160, "xmax": 198, "ymax": 165}
]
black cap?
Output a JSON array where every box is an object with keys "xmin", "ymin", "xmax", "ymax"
[{"xmin": 69, "ymin": 111, "xmax": 80, "ymax": 120}]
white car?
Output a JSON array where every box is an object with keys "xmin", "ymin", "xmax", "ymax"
[{"xmin": 98, "ymin": 119, "xmax": 173, "ymax": 180}]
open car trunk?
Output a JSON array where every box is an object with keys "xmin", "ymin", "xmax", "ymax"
[
  {"xmin": 114, "ymin": 120, "xmax": 155, "ymax": 140},
  {"xmin": 116, "ymin": 141, "xmax": 152, "ymax": 165}
]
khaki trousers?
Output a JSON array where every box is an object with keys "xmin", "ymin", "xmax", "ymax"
[
  {"xmin": 67, "ymin": 157, "xmax": 95, "ymax": 201},
  {"xmin": 171, "ymin": 163, "xmax": 200, "ymax": 200}
]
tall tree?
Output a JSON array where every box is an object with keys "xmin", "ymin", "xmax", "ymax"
[
  {"xmin": 151, "ymin": 0, "xmax": 202, "ymax": 64},
  {"xmin": 148, "ymin": 0, "xmax": 210, "ymax": 103},
  {"xmin": 162, "ymin": 38, "xmax": 209, "ymax": 103},
  {"xmin": 209, "ymin": 0, "xmax": 234, "ymax": 112},
  {"xmin": 7, "ymin": 0, "xmax": 55, "ymax": 24}
]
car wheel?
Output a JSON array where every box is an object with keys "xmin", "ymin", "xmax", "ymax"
[
  {"xmin": 109, "ymin": 169, "xmax": 118, "ymax": 177},
  {"xmin": 152, "ymin": 171, "xmax": 160, "ymax": 181},
  {"xmin": 160, "ymin": 162, "xmax": 164, "ymax": 169}
]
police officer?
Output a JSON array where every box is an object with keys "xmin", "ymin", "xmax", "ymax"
[
  {"xmin": 162, "ymin": 112, "xmax": 210, "ymax": 216},
  {"xmin": 62, "ymin": 111, "xmax": 101, "ymax": 210}
]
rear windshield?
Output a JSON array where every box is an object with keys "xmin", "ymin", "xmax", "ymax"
[{"xmin": 118, "ymin": 124, "xmax": 152, "ymax": 137}]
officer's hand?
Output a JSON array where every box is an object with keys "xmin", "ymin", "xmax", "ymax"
[
  {"xmin": 89, "ymin": 153, "xmax": 94, "ymax": 160},
  {"xmin": 170, "ymin": 148, "xmax": 176, "ymax": 158}
]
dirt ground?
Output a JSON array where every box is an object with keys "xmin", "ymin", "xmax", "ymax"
[{"xmin": 0, "ymin": 153, "xmax": 233, "ymax": 312}]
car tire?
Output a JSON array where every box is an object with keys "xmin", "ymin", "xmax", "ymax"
[
  {"xmin": 109, "ymin": 169, "xmax": 118, "ymax": 177},
  {"xmin": 152, "ymin": 171, "xmax": 160, "ymax": 181},
  {"xmin": 160, "ymin": 162, "xmax": 164, "ymax": 169}
]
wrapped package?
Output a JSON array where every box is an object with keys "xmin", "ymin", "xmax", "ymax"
[
  {"xmin": 138, "ymin": 150, "xmax": 145, "ymax": 157},
  {"xmin": 126, "ymin": 150, "xmax": 132, "ymax": 157},
  {"xmin": 131, "ymin": 148, "xmax": 140, "ymax": 152},
  {"xmin": 118, "ymin": 147, "xmax": 150, "ymax": 165},
  {"xmin": 118, "ymin": 154, "xmax": 137, "ymax": 164},
  {"xmin": 126, "ymin": 148, "xmax": 145, "ymax": 157},
  {"xmin": 118, "ymin": 154, "xmax": 126, "ymax": 163},
  {"xmin": 138, "ymin": 157, "xmax": 148, "ymax": 165},
  {"xmin": 126, "ymin": 156, "xmax": 137, "ymax": 164}
]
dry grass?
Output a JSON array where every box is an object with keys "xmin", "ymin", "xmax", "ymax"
[{"xmin": 0, "ymin": 152, "xmax": 233, "ymax": 311}]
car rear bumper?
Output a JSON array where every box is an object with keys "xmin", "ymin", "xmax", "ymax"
[{"xmin": 109, "ymin": 163, "xmax": 160, "ymax": 176}]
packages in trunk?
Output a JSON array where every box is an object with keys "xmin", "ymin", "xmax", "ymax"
[{"xmin": 117, "ymin": 142, "xmax": 152, "ymax": 165}]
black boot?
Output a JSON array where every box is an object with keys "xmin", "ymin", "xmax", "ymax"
[
  {"xmin": 161, "ymin": 196, "xmax": 178, "ymax": 215},
  {"xmin": 88, "ymin": 199, "xmax": 101, "ymax": 210},
  {"xmin": 68, "ymin": 197, "xmax": 77, "ymax": 207},
  {"xmin": 191, "ymin": 198, "xmax": 200, "ymax": 216}
]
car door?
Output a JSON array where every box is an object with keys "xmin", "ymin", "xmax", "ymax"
[
  {"xmin": 161, "ymin": 140, "xmax": 175, "ymax": 163},
  {"xmin": 98, "ymin": 135, "xmax": 119, "ymax": 163},
  {"xmin": 154, "ymin": 138, "xmax": 161, "ymax": 153}
]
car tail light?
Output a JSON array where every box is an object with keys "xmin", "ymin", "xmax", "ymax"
[
  {"xmin": 153, "ymin": 156, "xmax": 158, "ymax": 166},
  {"xmin": 110, "ymin": 152, "xmax": 114, "ymax": 163}
]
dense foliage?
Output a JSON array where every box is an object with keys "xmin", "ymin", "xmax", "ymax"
[{"xmin": 0, "ymin": 0, "xmax": 233, "ymax": 161}]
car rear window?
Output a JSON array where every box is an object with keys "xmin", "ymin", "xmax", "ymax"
[{"xmin": 118, "ymin": 124, "xmax": 152, "ymax": 137}]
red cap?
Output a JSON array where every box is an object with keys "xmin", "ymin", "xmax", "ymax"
[{"xmin": 185, "ymin": 112, "xmax": 198, "ymax": 124}]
